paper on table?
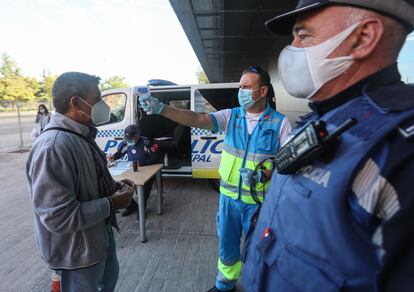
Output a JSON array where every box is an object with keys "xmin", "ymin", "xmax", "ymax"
[
  {"xmin": 110, "ymin": 161, "xmax": 132, "ymax": 170},
  {"xmin": 109, "ymin": 169, "xmax": 128, "ymax": 176}
]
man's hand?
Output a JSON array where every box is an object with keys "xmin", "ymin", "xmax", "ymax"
[
  {"xmin": 240, "ymin": 168, "xmax": 262, "ymax": 187},
  {"xmin": 139, "ymin": 95, "xmax": 165, "ymax": 115},
  {"xmin": 110, "ymin": 185, "xmax": 134, "ymax": 210},
  {"xmin": 107, "ymin": 154, "xmax": 115, "ymax": 162},
  {"xmin": 120, "ymin": 179, "xmax": 135, "ymax": 189}
]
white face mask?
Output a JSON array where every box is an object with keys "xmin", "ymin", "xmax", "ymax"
[
  {"xmin": 78, "ymin": 98, "xmax": 111, "ymax": 125},
  {"xmin": 278, "ymin": 22, "xmax": 360, "ymax": 99}
]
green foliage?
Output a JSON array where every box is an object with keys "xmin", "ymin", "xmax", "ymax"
[
  {"xmin": 0, "ymin": 76, "xmax": 36, "ymax": 102},
  {"xmin": 196, "ymin": 66, "xmax": 209, "ymax": 84},
  {"xmin": 0, "ymin": 54, "xmax": 130, "ymax": 112},
  {"xmin": 0, "ymin": 54, "xmax": 37, "ymax": 103},
  {"xmin": 99, "ymin": 76, "xmax": 129, "ymax": 91},
  {"xmin": 37, "ymin": 70, "xmax": 57, "ymax": 102},
  {"xmin": 0, "ymin": 54, "xmax": 58, "ymax": 109},
  {"xmin": 0, "ymin": 53, "xmax": 20, "ymax": 78}
]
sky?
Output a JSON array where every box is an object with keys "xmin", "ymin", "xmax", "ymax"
[
  {"xmin": 0, "ymin": 0, "xmax": 201, "ymax": 85},
  {"xmin": 398, "ymin": 33, "xmax": 414, "ymax": 83},
  {"xmin": 0, "ymin": 0, "xmax": 412, "ymax": 85}
]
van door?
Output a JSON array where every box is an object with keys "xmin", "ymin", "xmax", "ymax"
[
  {"xmin": 190, "ymin": 83, "xmax": 239, "ymax": 179},
  {"xmin": 146, "ymin": 85, "xmax": 192, "ymax": 176},
  {"xmin": 96, "ymin": 88, "xmax": 133, "ymax": 155}
]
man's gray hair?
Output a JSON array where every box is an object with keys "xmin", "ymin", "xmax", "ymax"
[{"xmin": 52, "ymin": 72, "xmax": 101, "ymax": 114}]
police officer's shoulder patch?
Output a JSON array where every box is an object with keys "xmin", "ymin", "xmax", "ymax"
[{"xmin": 398, "ymin": 117, "xmax": 414, "ymax": 140}]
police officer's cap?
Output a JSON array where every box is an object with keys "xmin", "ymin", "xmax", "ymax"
[
  {"xmin": 266, "ymin": 0, "xmax": 414, "ymax": 35},
  {"xmin": 124, "ymin": 124, "xmax": 140, "ymax": 140}
]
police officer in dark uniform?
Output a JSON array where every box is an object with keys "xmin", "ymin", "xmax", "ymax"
[
  {"xmin": 109, "ymin": 124, "xmax": 161, "ymax": 217},
  {"xmin": 243, "ymin": 1, "xmax": 414, "ymax": 291}
]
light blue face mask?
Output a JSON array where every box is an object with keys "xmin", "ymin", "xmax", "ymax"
[{"xmin": 238, "ymin": 87, "xmax": 263, "ymax": 110}]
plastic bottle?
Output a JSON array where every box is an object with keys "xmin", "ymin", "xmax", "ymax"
[
  {"xmin": 133, "ymin": 160, "xmax": 139, "ymax": 172},
  {"xmin": 51, "ymin": 271, "xmax": 61, "ymax": 292},
  {"xmin": 164, "ymin": 153, "xmax": 169, "ymax": 167}
]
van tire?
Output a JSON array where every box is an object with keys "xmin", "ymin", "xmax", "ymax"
[{"xmin": 208, "ymin": 179, "xmax": 220, "ymax": 193}]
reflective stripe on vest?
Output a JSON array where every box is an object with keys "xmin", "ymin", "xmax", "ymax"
[{"xmin": 218, "ymin": 106, "xmax": 285, "ymax": 204}]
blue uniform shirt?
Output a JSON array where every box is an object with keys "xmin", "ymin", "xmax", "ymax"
[{"xmin": 112, "ymin": 136, "xmax": 151, "ymax": 163}]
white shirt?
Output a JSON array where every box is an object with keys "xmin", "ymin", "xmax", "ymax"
[{"xmin": 211, "ymin": 108, "xmax": 292, "ymax": 145}]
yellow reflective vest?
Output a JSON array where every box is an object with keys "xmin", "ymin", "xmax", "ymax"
[{"xmin": 217, "ymin": 106, "xmax": 285, "ymax": 204}]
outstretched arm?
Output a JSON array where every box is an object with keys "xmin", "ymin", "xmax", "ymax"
[
  {"xmin": 161, "ymin": 106, "xmax": 214, "ymax": 130},
  {"xmin": 139, "ymin": 95, "xmax": 214, "ymax": 130}
]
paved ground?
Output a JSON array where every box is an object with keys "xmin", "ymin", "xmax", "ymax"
[
  {"xmin": 0, "ymin": 150, "xmax": 245, "ymax": 292},
  {"xmin": 0, "ymin": 114, "xmax": 35, "ymax": 150}
]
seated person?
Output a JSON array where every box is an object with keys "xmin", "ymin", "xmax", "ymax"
[{"xmin": 108, "ymin": 124, "xmax": 161, "ymax": 217}]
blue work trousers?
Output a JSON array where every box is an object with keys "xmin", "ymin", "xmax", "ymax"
[
  {"xmin": 57, "ymin": 226, "xmax": 119, "ymax": 292},
  {"xmin": 215, "ymin": 194, "xmax": 257, "ymax": 291}
]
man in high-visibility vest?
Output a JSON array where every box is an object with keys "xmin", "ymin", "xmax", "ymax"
[{"xmin": 139, "ymin": 66, "xmax": 291, "ymax": 292}]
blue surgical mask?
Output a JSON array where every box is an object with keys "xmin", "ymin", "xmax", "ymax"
[{"xmin": 238, "ymin": 87, "xmax": 263, "ymax": 110}]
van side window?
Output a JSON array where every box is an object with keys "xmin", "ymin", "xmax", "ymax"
[
  {"xmin": 195, "ymin": 88, "xmax": 239, "ymax": 113},
  {"xmin": 169, "ymin": 100, "xmax": 190, "ymax": 110},
  {"xmin": 102, "ymin": 93, "xmax": 127, "ymax": 124}
]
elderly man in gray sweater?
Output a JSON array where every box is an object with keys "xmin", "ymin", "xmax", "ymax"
[{"xmin": 26, "ymin": 72, "xmax": 134, "ymax": 291}]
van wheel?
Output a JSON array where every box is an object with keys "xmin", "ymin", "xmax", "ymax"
[{"xmin": 208, "ymin": 179, "xmax": 220, "ymax": 193}]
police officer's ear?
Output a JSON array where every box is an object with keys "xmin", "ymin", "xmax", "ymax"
[
  {"xmin": 350, "ymin": 18, "xmax": 384, "ymax": 60},
  {"xmin": 261, "ymin": 86, "xmax": 269, "ymax": 98}
]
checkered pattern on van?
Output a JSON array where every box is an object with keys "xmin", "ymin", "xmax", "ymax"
[
  {"xmin": 97, "ymin": 129, "xmax": 124, "ymax": 138},
  {"xmin": 191, "ymin": 128, "xmax": 224, "ymax": 136}
]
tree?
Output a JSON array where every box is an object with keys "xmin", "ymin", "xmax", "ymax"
[
  {"xmin": 0, "ymin": 53, "xmax": 20, "ymax": 78},
  {"xmin": 0, "ymin": 76, "xmax": 36, "ymax": 102},
  {"xmin": 36, "ymin": 70, "xmax": 57, "ymax": 103},
  {"xmin": 99, "ymin": 76, "xmax": 129, "ymax": 91},
  {"xmin": 0, "ymin": 54, "xmax": 37, "ymax": 108},
  {"xmin": 196, "ymin": 66, "xmax": 209, "ymax": 84}
]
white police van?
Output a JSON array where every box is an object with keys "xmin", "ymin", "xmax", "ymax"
[{"xmin": 96, "ymin": 81, "xmax": 239, "ymax": 184}]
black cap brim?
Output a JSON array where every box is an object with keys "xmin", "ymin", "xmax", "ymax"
[{"xmin": 265, "ymin": 2, "xmax": 328, "ymax": 35}]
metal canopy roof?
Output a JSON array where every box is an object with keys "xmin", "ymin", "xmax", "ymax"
[{"xmin": 169, "ymin": 0, "xmax": 296, "ymax": 83}]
